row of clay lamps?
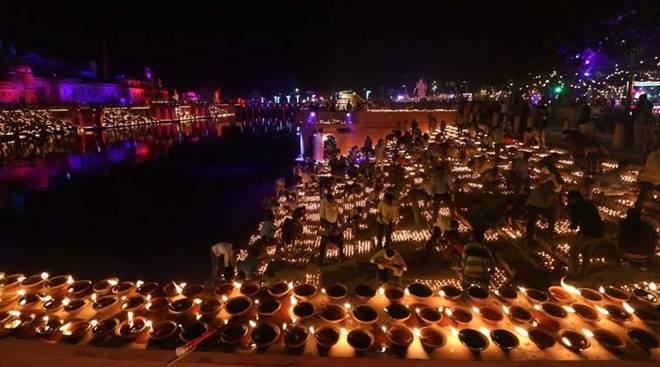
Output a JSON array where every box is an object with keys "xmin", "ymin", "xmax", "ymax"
[{"xmin": 1, "ymin": 274, "xmax": 659, "ymax": 355}]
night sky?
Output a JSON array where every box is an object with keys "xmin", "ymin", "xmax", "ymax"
[{"xmin": 0, "ymin": 1, "xmax": 655, "ymax": 94}]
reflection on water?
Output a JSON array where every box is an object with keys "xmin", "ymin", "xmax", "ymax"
[{"xmin": 0, "ymin": 119, "xmax": 294, "ymax": 193}]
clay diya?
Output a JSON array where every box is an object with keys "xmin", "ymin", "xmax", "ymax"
[
  {"xmin": 540, "ymin": 302, "xmax": 568, "ymax": 321},
  {"xmin": 146, "ymin": 297, "xmax": 169, "ymax": 314},
  {"xmin": 284, "ymin": 325, "xmax": 309, "ymax": 350},
  {"xmin": 467, "ymin": 286, "xmax": 489, "ymax": 304},
  {"xmin": 219, "ymin": 322, "xmax": 248, "ymax": 345},
  {"xmin": 249, "ymin": 322, "xmax": 280, "ymax": 349},
  {"xmin": 162, "ymin": 282, "xmax": 184, "ymax": 298},
  {"xmin": 121, "ymin": 295, "xmax": 147, "ymax": 313},
  {"xmin": 43, "ymin": 296, "xmax": 66, "ymax": 313},
  {"xmin": 292, "ymin": 301, "xmax": 316, "ymax": 320},
  {"xmin": 314, "ymin": 326, "xmax": 339, "ymax": 349},
  {"xmin": 419, "ymin": 327, "xmax": 446, "ymax": 351},
  {"xmin": 293, "ymin": 283, "xmax": 317, "ymax": 300},
  {"xmin": 59, "ymin": 320, "xmax": 91, "ymax": 341},
  {"xmin": 0, "ymin": 273, "xmax": 24, "ymax": 292},
  {"xmin": 601, "ymin": 286, "xmax": 629, "ymax": 303},
  {"xmin": 112, "ymin": 281, "xmax": 135, "ymax": 297},
  {"xmin": 354, "ymin": 284, "xmax": 376, "ymax": 301},
  {"xmin": 325, "ymin": 284, "xmax": 348, "ymax": 300},
  {"xmin": 592, "ymin": 329, "xmax": 625, "ymax": 351},
  {"xmin": 35, "ymin": 316, "xmax": 63, "ymax": 337},
  {"xmin": 386, "ymin": 303, "xmax": 411, "ymax": 323},
  {"xmin": 168, "ymin": 298, "xmax": 194, "ymax": 316},
  {"xmin": 63, "ymin": 298, "xmax": 88, "ymax": 316},
  {"xmin": 387, "ymin": 325, "xmax": 414, "ymax": 350},
  {"xmin": 491, "ymin": 329, "xmax": 519, "ymax": 351},
  {"xmin": 136, "ymin": 282, "xmax": 159, "ymax": 298},
  {"xmin": 18, "ymin": 292, "xmax": 44, "ymax": 309},
  {"xmin": 417, "ymin": 306, "xmax": 442, "ymax": 324},
  {"xmin": 319, "ymin": 304, "xmax": 347, "ymax": 323},
  {"xmin": 45, "ymin": 275, "xmax": 72, "ymax": 296},
  {"xmin": 347, "ymin": 328, "xmax": 374, "ymax": 352},
  {"xmin": 559, "ymin": 329, "xmax": 590, "ymax": 352},
  {"xmin": 67, "ymin": 280, "xmax": 92, "ymax": 298},
  {"xmin": 494, "ymin": 286, "xmax": 518, "ymax": 303},
  {"xmin": 458, "ymin": 328, "xmax": 490, "ymax": 352},
  {"xmin": 579, "ymin": 287, "xmax": 603, "ymax": 303},
  {"xmin": 447, "ymin": 307, "xmax": 473, "ymax": 325},
  {"xmin": 214, "ymin": 281, "xmax": 234, "ymax": 297},
  {"xmin": 384, "ymin": 286, "xmax": 405, "ymax": 302},
  {"xmin": 572, "ymin": 303, "xmax": 599, "ymax": 323},
  {"xmin": 627, "ymin": 328, "xmax": 659, "ymax": 349},
  {"xmin": 93, "ymin": 295, "xmax": 119, "ymax": 315},
  {"xmin": 634, "ymin": 306, "xmax": 660, "ymax": 324},
  {"xmin": 225, "ymin": 296, "xmax": 253, "ymax": 317},
  {"xmin": 116, "ymin": 313, "xmax": 150, "ymax": 340},
  {"xmin": 633, "ymin": 288, "xmax": 658, "ymax": 304},
  {"xmin": 257, "ymin": 297, "xmax": 281, "ymax": 317},
  {"xmin": 439, "ymin": 284, "xmax": 463, "ymax": 300},
  {"xmin": 475, "ymin": 306, "xmax": 503, "ymax": 324},
  {"xmin": 505, "ymin": 305, "xmax": 533, "ymax": 324},
  {"xmin": 93, "ymin": 278, "xmax": 119, "ymax": 296},
  {"xmin": 3, "ymin": 312, "xmax": 36, "ymax": 332},
  {"xmin": 200, "ymin": 299, "xmax": 222, "ymax": 319},
  {"xmin": 267, "ymin": 281, "xmax": 292, "ymax": 298},
  {"xmin": 179, "ymin": 321, "xmax": 209, "ymax": 343},
  {"xmin": 181, "ymin": 283, "xmax": 205, "ymax": 299},
  {"xmin": 148, "ymin": 320, "xmax": 179, "ymax": 343},
  {"xmin": 548, "ymin": 286, "xmax": 575, "ymax": 304},
  {"xmin": 351, "ymin": 305, "xmax": 379, "ymax": 325},
  {"xmin": 239, "ymin": 282, "xmax": 261, "ymax": 298},
  {"xmin": 603, "ymin": 304, "xmax": 632, "ymax": 323},
  {"xmin": 91, "ymin": 318, "xmax": 119, "ymax": 339},
  {"xmin": 407, "ymin": 283, "xmax": 433, "ymax": 300},
  {"xmin": 528, "ymin": 327, "xmax": 556, "ymax": 349},
  {"xmin": 523, "ymin": 288, "xmax": 548, "ymax": 303},
  {"xmin": 20, "ymin": 273, "xmax": 47, "ymax": 291}
]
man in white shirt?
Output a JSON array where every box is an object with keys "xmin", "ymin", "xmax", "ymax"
[{"xmin": 210, "ymin": 242, "xmax": 235, "ymax": 284}]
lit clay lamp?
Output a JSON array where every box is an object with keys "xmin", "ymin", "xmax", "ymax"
[
  {"xmin": 257, "ymin": 297, "xmax": 281, "ymax": 317},
  {"xmin": 466, "ymin": 286, "xmax": 489, "ymax": 304},
  {"xmin": 522, "ymin": 287, "xmax": 549, "ymax": 304},
  {"xmin": 490, "ymin": 329, "xmax": 519, "ymax": 351},
  {"xmin": 67, "ymin": 280, "xmax": 92, "ymax": 299},
  {"xmin": 293, "ymin": 283, "xmax": 317, "ymax": 300},
  {"xmin": 267, "ymin": 281, "xmax": 292, "ymax": 298},
  {"xmin": 45, "ymin": 275, "xmax": 73, "ymax": 296},
  {"xmin": 200, "ymin": 299, "xmax": 222, "ymax": 320},
  {"xmin": 162, "ymin": 282, "xmax": 185, "ymax": 299},
  {"xmin": 20, "ymin": 273, "xmax": 48, "ymax": 292},
  {"xmin": 446, "ymin": 307, "xmax": 473, "ymax": 325},
  {"xmin": 384, "ymin": 286, "xmax": 404, "ymax": 303},
  {"xmin": 225, "ymin": 296, "xmax": 253, "ymax": 317},
  {"xmin": 347, "ymin": 328, "xmax": 374, "ymax": 352},
  {"xmin": 439, "ymin": 284, "xmax": 463, "ymax": 301},
  {"xmin": 591, "ymin": 329, "xmax": 625, "ymax": 351},
  {"xmin": 116, "ymin": 312, "xmax": 150, "ymax": 341},
  {"xmin": 148, "ymin": 320, "xmax": 179, "ymax": 346},
  {"xmin": 145, "ymin": 297, "xmax": 170, "ymax": 318},
  {"xmin": 627, "ymin": 328, "xmax": 659, "ymax": 350},
  {"xmin": 180, "ymin": 322, "xmax": 210, "ymax": 346},
  {"xmin": 354, "ymin": 284, "xmax": 376, "ymax": 301},
  {"xmin": 121, "ymin": 295, "xmax": 147, "ymax": 313},
  {"xmin": 292, "ymin": 301, "xmax": 316, "ymax": 320},
  {"xmin": 528, "ymin": 327, "xmax": 556, "ymax": 349},
  {"xmin": 18, "ymin": 292, "xmax": 45, "ymax": 310},
  {"xmin": 43, "ymin": 296, "xmax": 66, "ymax": 314},
  {"xmin": 319, "ymin": 304, "xmax": 347, "ymax": 324},
  {"xmin": 458, "ymin": 328, "xmax": 490, "ymax": 352},
  {"xmin": 539, "ymin": 302, "xmax": 568, "ymax": 322},
  {"xmin": 91, "ymin": 318, "xmax": 120, "ymax": 340},
  {"xmin": 602, "ymin": 304, "xmax": 632, "ymax": 324},
  {"xmin": 219, "ymin": 322, "xmax": 248, "ymax": 345},
  {"xmin": 474, "ymin": 306, "xmax": 503, "ymax": 325},
  {"xmin": 632, "ymin": 288, "xmax": 658, "ymax": 305},
  {"xmin": 386, "ymin": 325, "xmax": 414, "ymax": 355},
  {"xmin": 63, "ymin": 298, "xmax": 89, "ymax": 317},
  {"xmin": 407, "ymin": 283, "xmax": 433, "ymax": 301},
  {"xmin": 249, "ymin": 322, "xmax": 280, "ymax": 350},
  {"xmin": 168, "ymin": 298, "xmax": 195, "ymax": 320},
  {"xmin": 93, "ymin": 278, "xmax": 119, "ymax": 296},
  {"xmin": 35, "ymin": 316, "xmax": 63, "ymax": 338},
  {"xmin": 112, "ymin": 281, "xmax": 136, "ymax": 297},
  {"xmin": 325, "ymin": 284, "xmax": 348, "ymax": 301},
  {"xmin": 634, "ymin": 306, "xmax": 660, "ymax": 325},
  {"xmin": 59, "ymin": 320, "xmax": 92, "ymax": 341},
  {"xmin": 386, "ymin": 303, "xmax": 411, "ymax": 323},
  {"xmin": 181, "ymin": 283, "xmax": 205, "ymax": 299},
  {"xmin": 239, "ymin": 282, "xmax": 261, "ymax": 298},
  {"xmin": 215, "ymin": 281, "xmax": 234, "ymax": 298},
  {"xmin": 419, "ymin": 327, "xmax": 446, "ymax": 352},
  {"xmin": 559, "ymin": 329, "xmax": 590, "ymax": 352},
  {"xmin": 578, "ymin": 287, "xmax": 603, "ymax": 304},
  {"xmin": 284, "ymin": 325, "xmax": 309, "ymax": 350},
  {"xmin": 351, "ymin": 304, "xmax": 379, "ymax": 325},
  {"xmin": 572, "ymin": 303, "xmax": 599, "ymax": 323},
  {"xmin": 3, "ymin": 312, "xmax": 37, "ymax": 335},
  {"xmin": 135, "ymin": 281, "xmax": 160, "ymax": 298},
  {"xmin": 93, "ymin": 295, "xmax": 120, "ymax": 317},
  {"xmin": 417, "ymin": 306, "xmax": 442, "ymax": 324},
  {"xmin": 504, "ymin": 305, "xmax": 533, "ymax": 324},
  {"xmin": 601, "ymin": 286, "xmax": 629, "ymax": 304},
  {"xmin": 548, "ymin": 286, "xmax": 575, "ymax": 304},
  {"xmin": 314, "ymin": 326, "xmax": 339, "ymax": 352},
  {"xmin": 494, "ymin": 286, "xmax": 518, "ymax": 303},
  {"xmin": 0, "ymin": 273, "xmax": 25, "ymax": 293}
]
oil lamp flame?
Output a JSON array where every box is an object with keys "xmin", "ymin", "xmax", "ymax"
[
  {"xmin": 221, "ymin": 295, "xmax": 228, "ymax": 302},
  {"xmin": 378, "ymin": 287, "xmax": 385, "ymax": 295},
  {"xmin": 91, "ymin": 294, "xmax": 97, "ymax": 302},
  {"xmin": 62, "ymin": 298, "xmax": 70, "ymax": 306},
  {"xmin": 596, "ymin": 306, "xmax": 609, "ymax": 316},
  {"xmin": 282, "ymin": 323, "xmax": 287, "ymax": 331},
  {"xmin": 66, "ymin": 276, "xmax": 74, "ymax": 285},
  {"xmin": 18, "ymin": 276, "xmax": 26, "ymax": 282},
  {"xmin": 445, "ymin": 308, "xmax": 453, "ymax": 316},
  {"xmin": 193, "ymin": 298, "xmax": 202, "ymax": 305},
  {"xmin": 127, "ymin": 311, "xmax": 134, "ymax": 328},
  {"xmin": 472, "ymin": 306, "xmax": 480, "ymax": 314},
  {"xmin": 598, "ymin": 286, "xmax": 605, "ymax": 294},
  {"xmin": 60, "ymin": 322, "xmax": 72, "ymax": 335},
  {"xmin": 582, "ymin": 328, "xmax": 594, "ymax": 338},
  {"xmin": 249, "ymin": 320, "xmax": 257, "ymax": 328},
  {"xmin": 622, "ymin": 302, "xmax": 634, "ymax": 314},
  {"xmin": 9, "ymin": 311, "xmax": 21, "ymax": 317},
  {"xmin": 17, "ymin": 289, "xmax": 26, "ymax": 297},
  {"xmin": 136, "ymin": 280, "xmax": 144, "ymax": 288},
  {"xmin": 649, "ymin": 282, "xmax": 657, "ymax": 291},
  {"xmin": 344, "ymin": 302, "xmax": 351, "ymax": 309},
  {"xmin": 502, "ymin": 305, "xmax": 510, "ymax": 315},
  {"xmin": 91, "ymin": 319, "xmax": 98, "ymax": 327},
  {"xmin": 479, "ymin": 327, "xmax": 490, "ymax": 336},
  {"xmin": 107, "ymin": 279, "xmax": 118, "ymax": 286},
  {"xmin": 287, "ymin": 282, "xmax": 293, "ymax": 290},
  {"xmin": 41, "ymin": 272, "xmax": 50, "ymax": 280},
  {"xmin": 514, "ymin": 326, "xmax": 528, "ymax": 337},
  {"xmin": 341, "ymin": 327, "xmax": 348, "ymax": 336},
  {"xmin": 413, "ymin": 328, "xmax": 421, "ymax": 337},
  {"xmin": 563, "ymin": 305, "xmax": 575, "ymax": 313},
  {"xmin": 560, "ymin": 278, "xmax": 580, "ymax": 296},
  {"xmin": 146, "ymin": 320, "xmax": 152, "ymax": 329},
  {"xmin": 450, "ymin": 326, "xmax": 459, "ymax": 336},
  {"xmin": 562, "ymin": 336, "xmax": 572, "ymax": 347},
  {"xmin": 232, "ymin": 281, "xmax": 242, "ymax": 289},
  {"xmin": 309, "ymin": 326, "xmax": 315, "ymax": 335}
]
